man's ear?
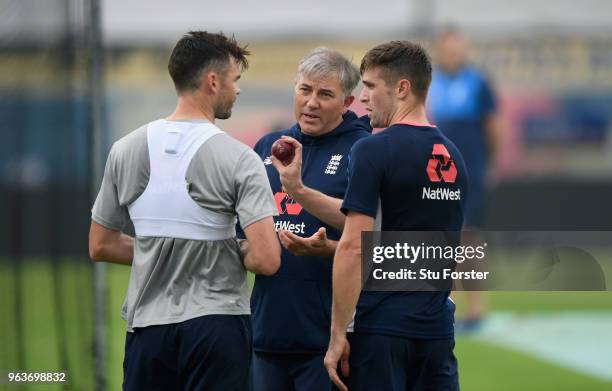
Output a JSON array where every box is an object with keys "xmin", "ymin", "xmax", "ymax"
[
  {"xmin": 205, "ymin": 72, "xmax": 218, "ymax": 94},
  {"xmin": 343, "ymin": 95, "xmax": 355, "ymax": 109},
  {"xmin": 397, "ymin": 79, "xmax": 411, "ymax": 99}
]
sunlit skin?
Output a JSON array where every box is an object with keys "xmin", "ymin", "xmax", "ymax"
[{"xmin": 293, "ymin": 74, "xmax": 354, "ymax": 136}]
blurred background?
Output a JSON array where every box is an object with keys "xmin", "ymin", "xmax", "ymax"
[{"xmin": 1, "ymin": 0, "xmax": 611, "ymax": 390}]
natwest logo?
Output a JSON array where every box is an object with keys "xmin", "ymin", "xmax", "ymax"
[
  {"xmin": 274, "ymin": 192, "xmax": 302, "ymax": 215},
  {"xmin": 422, "ymin": 187, "xmax": 461, "ymax": 201},
  {"xmin": 426, "ymin": 144, "xmax": 457, "ymax": 183}
]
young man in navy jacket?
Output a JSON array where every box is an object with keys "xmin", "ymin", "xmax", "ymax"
[
  {"xmin": 324, "ymin": 41, "xmax": 468, "ymax": 391},
  {"xmin": 241, "ymin": 47, "xmax": 371, "ymax": 391}
]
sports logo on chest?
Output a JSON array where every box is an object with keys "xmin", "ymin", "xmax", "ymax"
[{"xmin": 324, "ymin": 154, "xmax": 343, "ymax": 175}]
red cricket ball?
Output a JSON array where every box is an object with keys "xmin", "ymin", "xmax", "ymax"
[{"xmin": 271, "ymin": 139, "xmax": 295, "ymax": 165}]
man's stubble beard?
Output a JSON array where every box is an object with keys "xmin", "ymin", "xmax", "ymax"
[
  {"xmin": 370, "ymin": 111, "xmax": 389, "ymax": 128},
  {"xmin": 214, "ymin": 95, "xmax": 234, "ymax": 120}
]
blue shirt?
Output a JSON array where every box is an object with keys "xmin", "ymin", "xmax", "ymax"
[
  {"xmin": 428, "ymin": 66, "xmax": 496, "ymax": 182},
  {"xmin": 342, "ymin": 123, "xmax": 468, "ymax": 339},
  {"xmin": 240, "ymin": 111, "xmax": 371, "ymax": 353}
]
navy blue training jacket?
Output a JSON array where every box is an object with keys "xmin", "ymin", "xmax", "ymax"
[{"xmin": 247, "ymin": 110, "xmax": 371, "ymax": 353}]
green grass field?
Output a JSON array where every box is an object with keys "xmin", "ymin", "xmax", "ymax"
[
  {"xmin": 0, "ymin": 260, "xmax": 95, "ymax": 390},
  {"xmin": 108, "ymin": 265, "xmax": 612, "ymax": 391},
  {"xmin": 2, "ymin": 261, "xmax": 612, "ymax": 390}
]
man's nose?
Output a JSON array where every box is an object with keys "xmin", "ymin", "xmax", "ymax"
[
  {"xmin": 359, "ymin": 88, "xmax": 368, "ymax": 103},
  {"xmin": 306, "ymin": 94, "xmax": 319, "ymax": 108}
]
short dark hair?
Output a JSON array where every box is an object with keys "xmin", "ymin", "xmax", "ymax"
[
  {"xmin": 360, "ymin": 41, "xmax": 432, "ymax": 102},
  {"xmin": 168, "ymin": 31, "xmax": 250, "ymax": 93}
]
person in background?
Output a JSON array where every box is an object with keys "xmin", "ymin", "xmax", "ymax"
[{"xmin": 428, "ymin": 27, "xmax": 502, "ymax": 331}]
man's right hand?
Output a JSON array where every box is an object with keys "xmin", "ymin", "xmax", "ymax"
[{"xmin": 270, "ymin": 136, "xmax": 304, "ymax": 197}]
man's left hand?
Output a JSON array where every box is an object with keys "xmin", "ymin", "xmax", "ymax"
[
  {"xmin": 279, "ymin": 227, "xmax": 334, "ymax": 258},
  {"xmin": 324, "ymin": 332, "xmax": 350, "ymax": 391}
]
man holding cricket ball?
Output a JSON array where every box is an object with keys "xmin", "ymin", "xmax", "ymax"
[{"xmin": 239, "ymin": 47, "xmax": 371, "ymax": 391}]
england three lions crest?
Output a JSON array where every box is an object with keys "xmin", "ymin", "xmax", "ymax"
[{"xmin": 325, "ymin": 154, "xmax": 343, "ymax": 175}]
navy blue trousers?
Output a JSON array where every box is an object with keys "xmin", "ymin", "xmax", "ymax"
[
  {"xmin": 338, "ymin": 333, "xmax": 459, "ymax": 391},
  {"xmin": 251, "ymin": 351, "xmax": 332, "ymax": 391},
  {"xmin": 123, "ymin": 315, "xmax": 251, "ymax": 391}
]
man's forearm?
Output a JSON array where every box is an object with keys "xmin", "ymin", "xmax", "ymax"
[
  {"xmin": 291, "ymin": 185, "xmax": 345, "ymax": 230},
  {"xmin": 97, "ymin": 234, "xmax": 133, "ymax": 265},
  {"xmin": 330, "ymin": 240, "xmax": 362, "ymax": 335},
  {"xmin": 240, "ymin": 240, "xmax": 262, "ymax": 274}
]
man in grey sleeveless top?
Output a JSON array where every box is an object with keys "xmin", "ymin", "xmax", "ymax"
[{"xmin": 89, "ymin": 31, "xmax": 280, "ymax": 391}]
